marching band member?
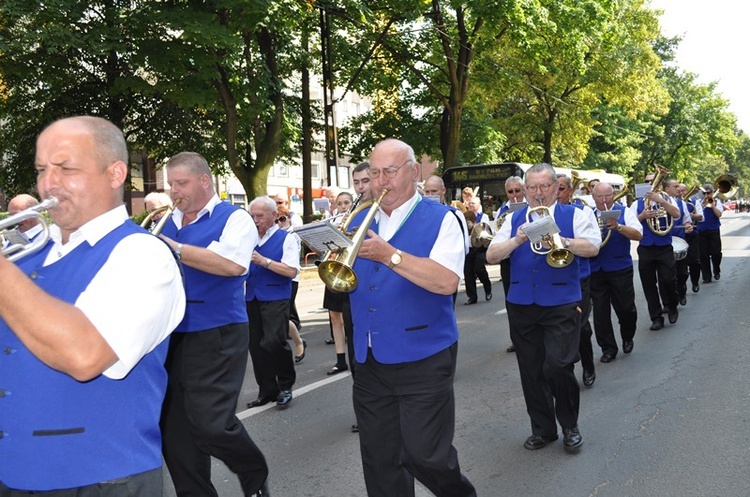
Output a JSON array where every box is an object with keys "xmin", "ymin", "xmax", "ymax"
[
  {"xmin": 159, "ymin": 152, "xmax": 270, "ymax": 496},
  {"xmin": 496, "ymin": 176, "xmax": 524, "ymax": 353},
  {"xmin": 349, "ymin": 139, "xmax": 476, "ymax": 497},
  {"xmin": 665, "ymin": 181, "xmax": 695, "ymax": 306},
  {"xmin": 487, "ymin": 163, "xmax": 600, "ymax": 453},
  {"xmin": 698, "ymin": 183, "xmax": 724, "ymax": 283},
  {"xmin": 630, "ymin": 174, "xmax": 681, "ymax": 330},
  {"xmin": 557, "ymin": 175, "xmax": 596, "ymax": 387},
  {"xmin": 590, "ymin": 182, "xmax": 642, "ymax": 360},
  {"xmin": 679, "ymin": 183, "xmax": 704, "ymax": 293},
  {"xmin": 0, "ymin": 116, "xmax": 185, "ymax": 494},
  {"xmin": 464, "ymin": 197, "xmax": 493, "ymax": 305}
]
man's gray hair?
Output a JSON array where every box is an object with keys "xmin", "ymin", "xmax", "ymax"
[
  {"xmin": 249, "ymin": 195, "xmax": 277, "ymax": 213},
  {"xmin": 525, "ymin": 163, "xmax": 557, "ymax": 184},
  {"xmin": 505, "ymin": 176, "xmax": 522, "ymax": 188},
  {"xmin": 166, "ymin": 152, "xmax": 212, "ymax": 177}
]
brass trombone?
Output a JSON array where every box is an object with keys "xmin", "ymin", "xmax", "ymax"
[
  {"xmin": 318, "ymin": 189, "xmax": 388, "ymax": 293},
  {"xmin": 1, "ymin": 197, "xmax": 59, "ymax": 262},
  {"xmin": 526, "ymin": 205, "xmax": 574, "ymax": 268},
  {"xmin": 140, "ymin": 199, "xmax": 181, "ymax": 236},
  {"xmin": 644, "ymin": 166, "xmax": 673, "ymax": 236},
  {"xmin": 703, "ymin": 174, "xmax": 738, "ymax": 207}
]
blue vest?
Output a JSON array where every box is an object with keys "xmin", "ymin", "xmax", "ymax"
[
  {"xmin": 571, "ymin": 203, "xmax": 591, "ymax": 279},
  {"xmin": 161, "ymin": 202, "xmax": 247, "ymax": 332},
  {"xmin": 349, "ymin": 199, "xmax": 459, "ymax": 364},
  {"xmin": 0, "ymin": 222, "xmax": 169, "ymax": 491},
  {"xmin": 698, "ymin": 201, "xmax": 721, "ymax": 231},
  {"xmin": 671, "ymin": 199, "xmax": 687, "ymax": 239},
  {"xmin": 507, "ymin": 204, "xmax": 582, "ymax": 306},
  {"xmin": 590, "ymin": 205, "xmax": 633, "ymax": 272},
  {"xmin": 636, "ymin": 198, "xmax": 673, "ymax": 246},
  {"xmin": 246, "ymin": 229, "xmax": 292, "ymax": 302}
]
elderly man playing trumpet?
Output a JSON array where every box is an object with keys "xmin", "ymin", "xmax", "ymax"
[{"xmin": 487, "ymin": 163, "xmax": 600, "ymax": 453}]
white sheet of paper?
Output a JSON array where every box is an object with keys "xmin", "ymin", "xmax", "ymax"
[
  {"xmin": 599, "ymin": 210, "xmax": 620, "ymax": 221},
  {"xmin": 523, "ymin": 215, "xmax": 560, "ymax": 244},
  {"xmin": 634, "ymin": 183, "xmax": 651, "ymax": 198},
  {"xmin": 508, "ymin": 201, "xmax": 528, "ymax": 212},
  {"xmin": 293, "ymin": 221, "xmax": 353, "ymax": 255}
]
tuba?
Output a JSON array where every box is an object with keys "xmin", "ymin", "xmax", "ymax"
[
  {"xmin": 140, "ymin": 199, "xmax": 181, "ymax": 236},
  {"xmin": 526, "ymin": 205, "xmax": 574, "ymax": 268},
  {"xmin": 645, "ymin": 166, "xmax": 673, "ymax": 236},
  {"xmin": 470, "ymin": 222, "xmax": 493, "ymax": 249},
  {"xmin": 598, "ymin": 186, "xmax": 629, "ymax": 247},
  {"xmin": 704, "ymin": 174, "xmax": 738, "ymax": 206},
  {"xmin": 570, "ymin": 171, "xmax": 589, "ymax": 206},
  {"xmin": 318, "ymin": 189, "xmax": 388, "ymax": 293},
  {"xmin": 1, "ymin": 197, "xmax": 59, "ymax": 262}
]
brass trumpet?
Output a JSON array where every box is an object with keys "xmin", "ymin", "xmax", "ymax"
[
  {"xmin": 318, "ymin": 189, "xmax": 388, "ymax": 293},
  {"xmin": 526, "ymin": 205, "xmax": 574, "ymax": 268},
  {"xmin": 1, "ymin": 197, "xmax": 59, "ymax": 262},
  {"xmin": 140, "ymin": 199, "xmax": 181, "ymax": 235},
  {"xmin": 645, "ymin": 166, "xmax": 673, "ymax": 236}
]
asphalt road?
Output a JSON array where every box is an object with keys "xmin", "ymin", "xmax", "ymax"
[{"xmin": 165, "ymin": 211, "xmax": 750, "ymax": 497}]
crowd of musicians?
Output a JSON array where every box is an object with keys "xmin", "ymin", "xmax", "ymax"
[{"xmin": 0, "ymin": 114, "xmax": 730, "ymax": 497}]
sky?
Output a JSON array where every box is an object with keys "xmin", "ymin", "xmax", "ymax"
[{"xmin": 649, "ymin": 0, "xmax": 750, "ymax": 133}]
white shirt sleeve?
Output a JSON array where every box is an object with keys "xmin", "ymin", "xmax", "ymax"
[
  {"xmin": 679, "ymin": 200, "xmax": 692, "ymax": 226},
  {"xmin": 429, "ymin": 211, "xmax": 466, "ymax": 279},
  {"xmin": 76, "ymin": 233, "xmax": 186, "ymax": 380},
  {"xmin": 573, "ymin": 207, "xmax": 602, "ymax": 247},
  {"xmin": 623, "ymin": 206, "xmax": 644, "ymax": 234},
  {"xmin": 282, "ymin": 232, "xmax": 301, "ymax": 277},
  {"xmin": 206, "ymin": 209, "xmax": 257, "ymax": 272}
]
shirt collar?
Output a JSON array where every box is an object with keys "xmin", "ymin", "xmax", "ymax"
[
  {"xmin": 171, "ymin": 193, "xmax": 222, "ymax": 227},
  {"xmin": 50, "ymin": 205, "xmax": 129, "ymax": 248}
]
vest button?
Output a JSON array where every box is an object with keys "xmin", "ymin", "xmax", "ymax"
[
  {"xmin": 4, "ymin": 347, "xmax": 13, "ymax": 355},
  {"xmin": 29, "ymin": 271, "xmax": 39, "ymax": 280},
  {"xmin": 0, "ymin": 430, "xmax": 4, "ymax": 439},
  {"xmin": 368, "ymin": 307, "xmax": 374, "ymax": 312},
  {"xmin": 0, "ymin": 390, "xmax": 5, "ymax": 397},
  {"xmin": 370, "ymin": 286, "xmax": 375, "ymax": 290}
]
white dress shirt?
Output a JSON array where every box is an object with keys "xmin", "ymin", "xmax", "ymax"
[{"xmin": 44, "ymin": 205, "xmax": 186, "ymax": 379}]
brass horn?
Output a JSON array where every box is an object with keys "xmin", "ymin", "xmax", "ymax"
[
  {"xmin": 140, "ymin": 199, "xmax": 181, "ymax": 235},
  {"xmin": 526, "ymin": 205, "xmax": 574, "ymax": 268},
  {"xmin": 645, "ymin": 166, "xmax": 673, "ymax": 236},
  {"xmin": 318, "ymin": 189, "xmax": 388, "ymax": 292},
  {"xmin": 599, "ymin": 186, "xmax": 629, "ymax": 247},
  {"xmin": 1, "ymin": 197, "xmax": 59, "ymax": 262}
]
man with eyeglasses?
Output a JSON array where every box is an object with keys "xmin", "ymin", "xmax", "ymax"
[
  {"xmin": 347, "ymin": 139, "xmax": 476, "ymax": 497},
  {"xmin": 556, "ymin": 174, "xmax": 596, "ymax": 387},
  {"xmin": 487, "ymin": 163, "xmax": 600, "ymax": 454},
  {"xmin": 589, "ymin": 182, "xmax": 642, "ymax": 364}
]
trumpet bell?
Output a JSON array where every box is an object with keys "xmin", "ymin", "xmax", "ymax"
[
  {"xmin": 318, "ymin": 258, "xmax": 358, "ymax": 293},
  {"xmin": 547, "ymin": 247, "xmax": 575, "ymax": 268},
  {"xmin": 1, "ymin": 196, "xmax": 58, "ymax": 262}
]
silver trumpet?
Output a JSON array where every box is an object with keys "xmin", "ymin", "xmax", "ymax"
[{"xmin": 1, "ymin": 197, "xmax": 59, "ymax": 262}]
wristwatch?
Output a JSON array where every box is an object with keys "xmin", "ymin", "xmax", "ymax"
[
  {"xmin": 616, "ymin": 224, "xmax": 623, "ymax": 232},
  {"xmin": 265, "ymin": 258, "xmax": 272, "ymax": 268},
  {"xmin": 563, "ymin": 238, "xmax": 571, "ymax": 249},
  {"xmin": 388, "ymin": 249, "xmax": 402, "ymax": 269}
]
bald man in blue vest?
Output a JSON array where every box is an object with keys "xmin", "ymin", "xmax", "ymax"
[
  {"xmin": 487, "ymin": 163, "xmax": 600, "ymax": 453},
  {"xmin": 348, "ymin": 139, "xmax": 475, "ymax": 497}
]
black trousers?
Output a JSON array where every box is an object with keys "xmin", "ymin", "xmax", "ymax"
[
  {"xmin": 500, "ymin": 258, "xmax": 511, "ymax": 297},
  {"xmin": 247, "ymin": 299, "xmax": 296, "ymax": 396},
  {"xmin": 637, "ymin": 245, "xmax": 678, "ymax": 321},
  {"xmin": 675, "ymin": 257, "xmax": 689, "ymax": 300},
  {"xmin": 353, "ymin": 345, "xmax": 476, "ymax": 497},
  {"xmin": 161, "ymin": 325, "xmax": 268, "ymax": 497},
  {"xmin": 685, "ymin": 232, "xmax": 701, "ymax": 286},
  {"xmin": 507, "ymin": 301, "xmax": 581, "ymax": 435},
  {"xmin": 0, "ymin": 469, "xmax": 162, "ymax": 497},
  {"xmin": 578, "ymin": 276, "xmax": 594, "ymax": 373},
  {"xmin": 342, "ymin": 294, "xmax": 356, "ymax": 375},
  {"xmin": 590, "ymin": 266, "xmax": 637, "ymax": 355},
  {"xmin": 699, "ymin": 229, "xmax": 722, "ymax": 280},
  {"xmin": 464, "ymin": 248, "xmax": 491, "ymax": 301},
  {"xmin": 290, "ymin": 280, "xmax": 301, "ymax": 331}
]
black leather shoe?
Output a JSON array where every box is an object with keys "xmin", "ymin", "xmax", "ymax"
[
  {"xmin": 563, "ymin": 427, "xmax": 583, "ymax": 453},
  {"xmin": 248, "ymin": 395, "xmax": 277, "ymax": 408},
  {"xmin": 600, "ymin": 352, "xmax": 616, "ymax": 363},
  {"xmin": 252, "ymin": 480, "xmax": 270, "ymax": 496},
  {"xmin": 485, "ymin": 293, "xmax": 492, "ymax": 301},
  {"xmin": 650, "ymin": 318, "xmax": 664, "ymax": 330},
  {"xmin": 506, "ymin": 344, "xmax": 516, "ymax": 353},
  {"xmin": 276, "ymin": 390, "xmax": 293, "ymax": 409},
  {"xmin": 679, "ymin": 296, "xmax": 687, "ymax": 306},
  {"xmin": 351, "ymin": 424, "xmax": 359, "ymax": 433},
  {"xmin": 702, "ymin": 279, "xmax": 712, "ymax": 284},
  {"xmin": 714, "ymin": 273, "xmax": 720, "ymax": 280},
  {"xmin": 623, "ymin": 340, "xmax": 634, "ymax": 354},
  {"xmin": 582, "ymin": 369, "xmax": 596, "ymax": 387},
  {"xmin": 668, "ymin": 308, "xmax": 678, "ymax": 324},
  {"xmin": 692, "ymin": 283, "xmax": 700, "ymax": 293},
  {"xmin": 463, "ymin": 299, "xmax": 477, "ymax": 306},
  {"xmin": 523, "ymin": 433, "xmax": 558, "ymax": 450},
  {"xmin": 661, "ymin": 306, "xmax": 669, "ymax": 315},
  {"xmin": 295, "ymin": 339, "xmax": 307, "ymax": 364}
]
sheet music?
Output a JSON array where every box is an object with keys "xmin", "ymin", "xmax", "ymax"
[
  {"xmin": 523, "ymin": 215, "xmax": 560, "ymax": 244},
  {"xmin": 599, "ymin": 210, "xmax": 620, "ymax": 222},
  {"xmin": 293, "ymin": 221, "xmax": 353, "ymax": 255},
  {"xmin": 634, "ymin": 182, "xmax": 651, "ymax": 198},
  {"xmin": 508, "ymin": 201, "xmax": 528, "ymax": 212},
  {"xmin": 2, "ymin": 228, "xmax": 30, "ymax": 246}
]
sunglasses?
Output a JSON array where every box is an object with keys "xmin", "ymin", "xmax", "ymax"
[
  {"xmin": 275, "ymin": 201, "xmax": 285, "ymax": 205},
  {"xmin": 277, "ymin": 216, "xmax": 288, "ymax": 223},
  {"xmin": 507, "ymin": 188, "xmax": 522, "ymax": 194}
]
